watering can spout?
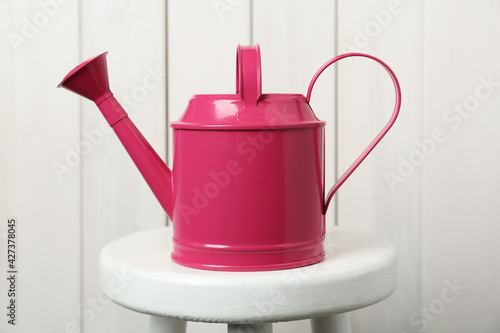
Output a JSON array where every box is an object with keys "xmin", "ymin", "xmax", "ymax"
[{"xmin": 58, "ymin": 52, "xmax": 174, "ymax": 220}]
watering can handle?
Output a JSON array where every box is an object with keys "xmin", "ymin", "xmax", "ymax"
[
  {"xmin": 306, "ymin": 53, "xmax": 402, "ymax": 215},
  {"xmin": 236, "ymin": 45, "xmax": 263, "ymax": 120}
]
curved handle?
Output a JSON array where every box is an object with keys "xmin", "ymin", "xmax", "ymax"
[
  {"xmin": 306, "ymin": 53, "xmax": 402, "ymax": 215},
  {"xmin": 236, "ymin": 45, "xmax": 263, "ymax": 120}
]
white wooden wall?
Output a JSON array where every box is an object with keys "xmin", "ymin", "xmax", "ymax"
[{"xmin": 1, "ymin": 1, "xmax": 499, "ymax": 332}]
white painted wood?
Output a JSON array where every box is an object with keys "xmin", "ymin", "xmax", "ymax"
[
  {"xmin": 150, "ymin": 316, "xmax": 187, "ymax": 333},
  {"xmin": 228, "ymin": 323, "xmax": 272, "ymax": 333},
  {"xmin": 0, "ymin": 0, "xmax": 81, "ymax": 332},
  {"xmin": 252, "ymin": 0, "xmax": 337, "ymax": 227},
  {"xmin": 99, "ymin": 227, "xmax": 396, "ymax": 324},
  {"xmin": 311, "ymin": 314, "xmax": 351, "ymax": 333},
  {"xmin": 422, "ymin": 1, "xmax": 500, "ymax": 332},
  {"xmin": 79, "ymin": 0, "xmax": 167, "ymax": 331},
  {"xmin": 336, "ymin": 0, "xmax": 423, "ymax": 331}
]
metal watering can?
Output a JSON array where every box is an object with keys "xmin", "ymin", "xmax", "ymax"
[{"xmin": 58, "ymin": 45, "xmax": 401, "ymax": 271}]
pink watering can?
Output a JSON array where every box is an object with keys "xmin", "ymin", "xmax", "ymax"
[{"xmin": 58, "ymin": 45, "xmax": 401, "ymax": 271}]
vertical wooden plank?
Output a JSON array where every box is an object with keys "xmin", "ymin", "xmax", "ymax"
[
  {"xmin": 79, "ymin": 0, "xmax": 167, "ymax": 331},
  {"xmin": 423, "ymin": 1, "xmax": 500, "ymax": 331},
  {"xmin": 167, "ymin": 0, "xmax": 252, "ymax": 165},
  {"xmin": 0, "ymin": 0, "xmax": 80, "ymax": 332},
  {"xmin": 168, "ymin": 1, "xmax": 250, "ymax": 332},
  {"xmin": 252, "ymin": 1, "xmax": 335, "ymax": 332},
  {"xmin": 252, "ymin": 0, "xmax": 337, "ymax": 226},
  {"xmin": 336, "ymin": 0, "xmax": 423, "ymax": 331}
]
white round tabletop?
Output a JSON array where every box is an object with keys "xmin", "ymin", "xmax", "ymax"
[{"xmin": 99, "ymin": 226, "xmax": 396, "ymax": 324}]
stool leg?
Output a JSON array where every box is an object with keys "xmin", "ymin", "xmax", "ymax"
[
  {"xmin": 228, "ymin": 323, "xmax": 272, "ymax": 333},
  {"xmin": 149, "ymin": 315, "xmax": 187, "ymax": 333},
  {"xmin": 310, "ymin": 313, "xmax": 351, "ymax": 333}
]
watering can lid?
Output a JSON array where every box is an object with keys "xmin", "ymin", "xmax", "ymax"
[{"xmin": 171, "ymin": 45, "xmax": 325, "ymax": 130}]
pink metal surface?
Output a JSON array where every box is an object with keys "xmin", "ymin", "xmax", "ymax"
[
  {"xmin": 58, "ymin": 46, "xmax": 401, "ymax": 271},
  {"xmin": 172, "ymin": 45, "xmax": 326, "ymax": 270},
  {"xmin": 171, "ymin": 128, "xmax": 325, "ymax": 271}
]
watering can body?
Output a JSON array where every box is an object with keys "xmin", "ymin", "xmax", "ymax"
[
  {"xmin": 171, "ymin": 93, "xmax": 326, "ymax": 270},
  {"xmin": 58, "ymin": 45, "xmax": 401, "ymax": 271}
]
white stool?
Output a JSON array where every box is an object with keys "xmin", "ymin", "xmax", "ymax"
[{"xmin": 99, "ymin": 227, "xmax": 396, "ymax": 333}]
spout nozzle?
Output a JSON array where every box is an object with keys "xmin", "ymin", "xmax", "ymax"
[
  {"xmin": 58, "ymin": 52, "xmax": 112, "ymax": 104},
  {"xmin": 58, "ymin": 52, "xmax": 174, "ymax": 221}
]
